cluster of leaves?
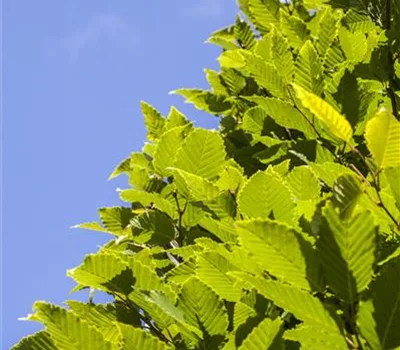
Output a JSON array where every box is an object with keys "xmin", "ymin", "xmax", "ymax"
[{"xmin": 13, "ymin": 0, "xmax": 400, "ymax": 349}]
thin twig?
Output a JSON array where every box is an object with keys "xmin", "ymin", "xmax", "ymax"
[
  {"xmin": 352, "ymin": 148, "xmax": 399, "ymax": 228},
  {"xmin": 384, "ymin": 0, "xmax": 399, "ymax": 119}
]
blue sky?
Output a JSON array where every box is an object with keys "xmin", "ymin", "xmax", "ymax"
[{"xmin": 2, "ymin": 1, "xmax": 238, "ymax": 347}]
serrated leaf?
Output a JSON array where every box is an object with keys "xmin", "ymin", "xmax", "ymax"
[
  {"xmin": 108, "ymin": 157, "xmax": 131, "ymax": 180},
  {"xmin": 287, "ymin": 166, "xmax": 321, "ymax": 201},
  {"xmin": 294, "ymin": 40, "xmax": 324, "ymax": 95},
  {"xmin": 11, "ymin": 331, "xmax": 57, "ymax": 350},
  {"xmin": 196, "ymin": 252, "xmax": 242, "ymax": 302},
  {"xmin": 385, "ymin": 167, "xmax": 400, "ymax": 210},
  {"xmin": 165, "ymin": 106, "xmax": 190, "ymax": 130},
  {"xmin": 293, "ymin": 84, "xmax": 353, "ymax": 143},
  {"xmin": 318, "ymin": 204, "xmax": 376, "ymax": 302},
  {"xmin": 206, "ymin": 69, "xmax": 229, "ymax": 96},
  {"xmin": 248, "ymin": 0, "xmax": 280, "ymax": 33},
  {"xmin": 141, "ymin": 101, "xmax": 165, "ymax": 141},
  {"xmin": 153, "ymin": 125, "xmax": 191, "ymax": 177},
  {"xmin": 199, "ymin": 217, "xmax": 237, "ymax": 243},
  {"xmin": 238, "ymin": 317, "xmax": 282, "ymax": 350},
  {"xmin": 98, "ymin": 207, "xmax": 133, "ymax": 236},
  {"xmin": 175, "ymin": 128, "xmax": 226, "ymax": 180},
  {"xmin": 234, "ymin": 273, "xmax": 340, "ymax": 331},
  {"xmin": 317, "ymin": 9, "xmax": 340, "ymax": 59},
  {"xmin": 178, "ymin": 277, "xmax": 229, "ymax": 336},
  {"xmin": 245, "ymin": 96, "xmax": 316, "ymax": 138},
  {"xmin": 131, "ymin": 210, "xmax": 175, "ymax": 245},
  {"xmin": 242, "ymin": 106, "xmax": 268, "ymax": 135},
  {"xmin": 310, "ymin": 162, "xmax": 354, "ymax": 187},
  {"xmin": 238, "ymin": 171, "xmax": 296, "ymax": 225},
  {"xmin": 280, "ymin": 10, "xmax": 309, "ymax": 50},
  {"xmin": 241, "ymin": 51, "xmax": 288, "ymax": 99},
  {"xmin": 119, "ymin": 189, "xmax": 176, "ymax": 219},
  {"xmin": 118, "ymin": 323, "xmax": 172, "ymax": 350},
  {"xmin": 358, "ymin": 259, "xmax": 400, "ymax": 350},
  {"xmin": 67, "ymin": 253, "xmax": 133, "ymax": 295},
  {"xmin": 66, "ymin": 301, "xmax": 139, "ymax": 343},
  {"xmin": 235, "ymin": 16, "xmax": 256, "ymax": 50},
  {"xmin": 331, "ymin": 174, "xmax": 362, "ymax": 219},
  {"xmin": 27, "ymin": 302, "xmax": 114, "ymax": 350},
  {"xmin": 172, "ymin": 89, "xmax": 232, "ymax": 115},
  {"xmin": 284, "ymin": 325, "xmax": 348, "ymax": 350},
  {"xmin": 338, "ymin": 27, "xmax": 367, "ymax": 63},
  {"xmin": 237, "ymin": 219, "xmax": 321, "ymax": 290},
  {"xmin": 365, "ymin": 108, "xmax": 400, "ymax": 169},
  {"xmin": 270, "ymin": 29, "xmax": 294, "ymax": 81}
]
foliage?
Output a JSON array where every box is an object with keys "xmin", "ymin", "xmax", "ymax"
[{"xmin": 13, "ymin": 0, "xmax": 400, "ymax": 349}]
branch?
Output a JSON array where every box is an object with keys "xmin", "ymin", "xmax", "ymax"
[{"xmin": 384, "ymin": 0, "xmax": 399, "ymax": 119}]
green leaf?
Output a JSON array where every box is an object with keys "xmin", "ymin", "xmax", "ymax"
[
  {"xmin": 171, "ymin": 89, "xmax": 232, "ymax": 115},
  {"xmin": 317, "ymin": 204, "xmax": 377, "ymax": 302},
  {"xmin": 199, "ymin": 217, "xmax": 237, "ymax": 243},
  {"xmin": 153, "ymin": 125, "xmax": 191, "ymax": 177},
  {"xmin": 237, "ymin": 219, "xmax": 321, "ymax": 290},
  {"xmin": 284, "ymin": 325, "xmax": 348, "ymax": 350},
  {"xmin": 293, "ymin": 84, "xmax": 353, "ymax": 143},
  {"xmin": 238, "ymin": 171, "xmax": 296, "ymax": 225},
  {"xmin": 270, "ymin": 29, "xmax": 294, "ymax": 81},
  {"xmin": 174, "ymin": 128, "xmax": 226, "ymax": 180},
  {"xmin": 11, "ymin": 331, "xmax": 57, "ymax": 350},
  {"xmin": 196, "ymin": 252, "xmax": 242, "ymax": 302},
  {"xmin": 279, "ymin": 10, "xmax": 309, "ymax": 50},
  {"xmin": 98, "ymin": 207, "xmax": 133, "ymax": 236},
  {"xmin": 216, "ymin": 165, "xmax": 245, "ymax": 194},
  {"xmin": 206, "ymin": 69, "xmax": 229, "ymax": 96},
  {"xmin": 27, "ymin": 302, "xmax": 114, "ymax": 350},
  {"xmin": 241, "ymin": 51, "xmax": 288, "ymax": 99},
  {"xmin": 317, "ymin": 9, "xmax": 340, "ymax": 60},
  {"xmin": 66, "ymin": 301, "xmax": 140, "ymax": 343},
  {"xmin": 331, "ymin": 174, "xmax": 362, "ymax": 219},
  {"xmin": 108, "ymin": 157, "xmax": 131, "ymax": 180},
  {"xmin": 131, "ymin": 210, "xmax": 176, "ymax": 245},
  {"xmin": 242, "ymin": 107, "xmax": 268, "ymax": 135},
  {"xmin": 338, "ymin": 27, "xmax": 367, "ymax": 63},
  {"xmin": 165, "ymin": 106, "xmax": 190, "ymax": 130},
  {"xmin": 141, "ymin": 101, "xmax": 166, "ymax": 141},
  {"xmin": 178, "ymin": 277, "xmax": 229, "ymax": 336},
  {"xmin": 286, "ymin": 166, "xmax": 321, "ymax": 201},
  {"xmin": 67, "ymin": 253, "xmax": 133, "ymax": 295},
  {"xmin": 295, "ymin": 40, "xmax": 324, "ymax": 95},
  {"xmin": 238, "ymin": 317, "xmax": 282, "ymax": 350},
  {"xmin": 245, "ymin": 96, "xmax": 316, "ymax": 138},
  {"xmin": 235, "ymin": 16, "xmax": 257, "ymax": 50},
  {"xmin": 119, "ymin": 189, "xmax": 176, "ymax": 219},
  {"xmin": 365, "ymin": 108, "xmax": 400, "ymax": 169},
  {"xmin": 358, "ymin": 259, "xmax": 400, "ymax": 350},
  {"xmin": 385, "ymin": 167, "xmax": 400, "ymax": 210},
  {"xmin": 118, "ymin": 323, "xmax": 172, "ymax": 350},
  {"xmin": 310, "ymin": 162, "xmax": 354, "ymax": 187},
  {"xmin": 71, "ymin": 221, "xmax": 110, "ymax": 234},
  {"xmin": 234, "ymin": 273, "xmax": 341, "ymax": 331},
  {"xmin": 248, "ymin": 0, "xmax": 280, "ymax": 33}
]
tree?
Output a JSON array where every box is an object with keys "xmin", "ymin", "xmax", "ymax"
[{"xmin": 12, "ymin": 0, "xmax": 400, "ymax": 349}]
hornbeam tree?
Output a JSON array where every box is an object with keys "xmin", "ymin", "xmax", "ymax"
[{"xmin": 12, "ymin": 0, "xmax": 400, "ymax": 349}]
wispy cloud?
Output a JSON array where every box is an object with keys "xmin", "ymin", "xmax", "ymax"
[
  {"xmin": 185, "ymin": 0, "xmax": 227, "ymax": 17},
  {"xmin": 56, "ymin": 13, "xmax": 138, "ymax": 62}
]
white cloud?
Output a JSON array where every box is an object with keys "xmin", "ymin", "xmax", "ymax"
[{"xmin": 57, "ymin": 13, "xmax": 137, "ymax": 62}]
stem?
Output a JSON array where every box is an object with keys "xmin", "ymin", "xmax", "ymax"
[
  {"xmin": 384, "ymin": 0, "xmax": 399, "ymax": 119},
  {"xmin": 353, "ymin": 148, "xmax": 400, "ymax": 229},
  {"xmin": 288, "ymin": 89, "xmax": 342, "ymax": 163},
  {"xmin": 173, "ymin": 191, "xmax": 188, "ymax": 246}
]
